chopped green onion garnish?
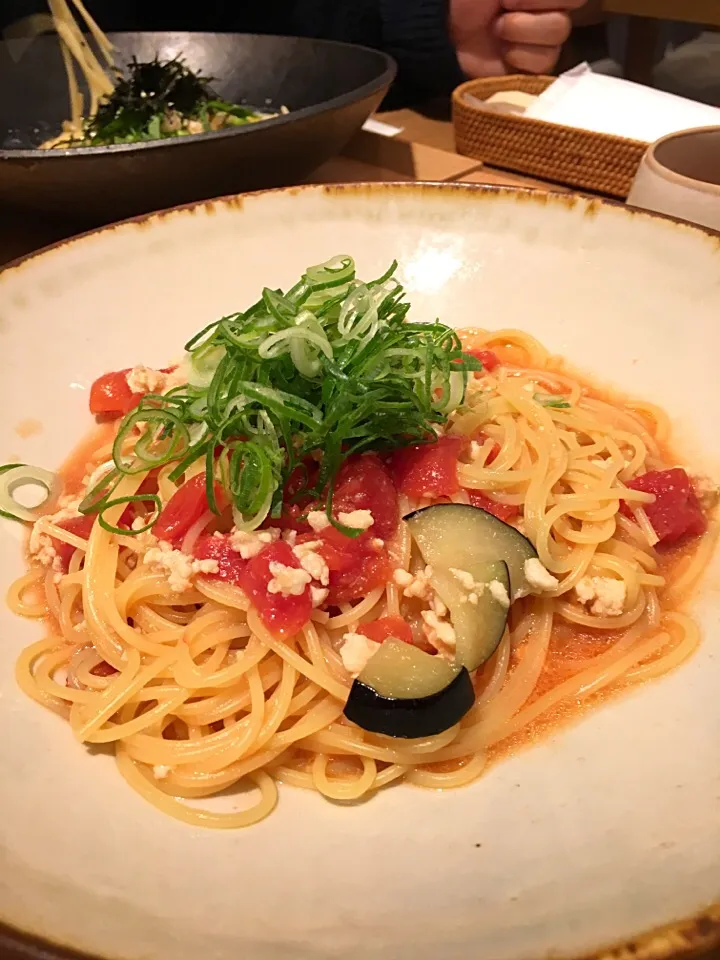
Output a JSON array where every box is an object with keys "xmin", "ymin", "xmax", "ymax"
[
  {"xmin": 78, "ymin": 467, "xmax": 122, "ymax": 516},
  {"xmin": 97, "ymin": 494, "xmax": 162, "ymax": 535},
  {"xmin": 101, "ymin": 257, "xmax": 481, "ymax": 533},
  {"xmin": 0, "ymin": 464, "xmax": 61, "ymax": 523}
]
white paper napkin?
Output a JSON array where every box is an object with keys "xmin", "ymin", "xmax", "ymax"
[
  {"xmin": 362, "ymin": 118, "xmax": 403, "ymax": 137},
  {"xmin": 523, "ymin": 63, "xmax": 720, "ymax": 143}
]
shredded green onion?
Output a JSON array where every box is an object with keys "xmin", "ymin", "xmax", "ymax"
[
  {"xmin": 97, "ymin": 494, "xmax": 162, "ymax": 535},
  {"xmin": 13, "ymin": 256, "xmax": 481, "ymax": 535},
  {"xmin": 78, "ymin": 466, "xmax": 122, "ymax": 516}
]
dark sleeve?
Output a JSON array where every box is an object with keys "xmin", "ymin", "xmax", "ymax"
[
  {"xmin": 287, "ymin": 0, "xmax": 465, "ymax": 107},
  {"xmin": 378, "ymin": 0, "xmax": 465, "ymax": 107}
]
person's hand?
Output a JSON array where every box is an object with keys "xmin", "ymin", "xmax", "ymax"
[{"xmin": 450, "ymin": 0, "xmax": 587, "ymax": 78}]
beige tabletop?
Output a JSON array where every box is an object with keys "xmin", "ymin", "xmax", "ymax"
[{"xmin": 0, "ymin": 108, "xmax": 569, "ymax": 270}]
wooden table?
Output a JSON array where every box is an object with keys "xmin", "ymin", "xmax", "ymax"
[{"xmin": 0, "ymin": 108, "xmax": 569, "ymax": 270}]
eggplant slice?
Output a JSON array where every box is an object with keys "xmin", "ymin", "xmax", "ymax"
[
  {"xmin": 430, "ymin": 560, "xmax": 510, "ymax": 671},
  {"xmin": 344, "ymin": 504, "xmax": 537, "ymax": 739},
  {"xmin": 344, "ymin": 640, "xmax": 474, "ymax": 738},
  {"xmin": 406, "ymin": 503, "xmax": 537, "ymax": 600}
]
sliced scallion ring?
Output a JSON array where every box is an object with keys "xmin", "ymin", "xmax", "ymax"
[
  {"xmin": 433, "ymin": 371, "xmax": 465, "ymax": 414},
  {"xmin": 78, "ymin": 466, "xmax": 122, "ymax": 516},
  {"xmin": 231, "ymin": 488, "xmax": 273, "ymax": 532},
  {"xmin": 189, "ymin": 345, "xmax": 225, "ymax": 389},
  {"xmin": 0, "ymin": 464, "xmax": 61, "ymax": 523},
  {"xmin": 97, "ymin": 494, "xmax": 162, "ymax": 535},
  {"xmin": 113, "ymin": 409, "xmax": 190, "ymax": 475}
]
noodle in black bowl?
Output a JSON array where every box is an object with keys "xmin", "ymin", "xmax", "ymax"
[
  {"xmin": 0, "ymin": 183, "xmax": 719, "ymax": 960},
  {"xmin": 0, "ymin": 32, "xmax": 395, "ymax": 225}
]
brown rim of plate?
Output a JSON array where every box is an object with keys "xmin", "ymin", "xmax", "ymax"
[
  {"xmin": 2, "ymin": 904, "xmax": 720, "ymax": 960},
  {"xmin": 0, "ymin": 180, "xmax": 720, "ymax": 280},
  {"xmin": 2, "ymin": 180, "xmax": 720, "ymax": 281},
  {"xmin": 1, "ymin": 181, "xmax": 719, "ymax": 960}
]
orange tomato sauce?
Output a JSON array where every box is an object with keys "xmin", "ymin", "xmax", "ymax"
[
  {"xmin": 56, "ymin": 421, "xmax": 116, "ymax": 495},
  {"xmin": 39, "ymin": 345, "xmax": 718, "ymax": 780},
  {"xmin": 435, "ymin": 331, "xmax": 720, "ymax": 770}
]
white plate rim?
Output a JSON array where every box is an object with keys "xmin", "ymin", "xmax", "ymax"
[{"xmin": 1, "ymin": 180, "xmax": 719, "ymax": 960}]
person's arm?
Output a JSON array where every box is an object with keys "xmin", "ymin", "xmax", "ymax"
[
  {"xmin": 451, "ymin": 0, "xmax": 588, "ymax": 80},
  {"xmin": 288, "ymin": 0, "xmax": 588, "ymax": 106},
  {"xmin": 377, "ymin": 1, "xmax": 467, "ymax": 106},
  {"xmin": 281, "ymin": 0, "xmax": 462, "ymax": 107}
]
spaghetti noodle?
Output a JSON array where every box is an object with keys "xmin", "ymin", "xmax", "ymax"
[
  {"xmin": 44, "ymin": 0, "xmax": 115, "ymax": 145},
  {"xmin": 7, "ymin": 260, "xmax": 717, "ymax": 829}
]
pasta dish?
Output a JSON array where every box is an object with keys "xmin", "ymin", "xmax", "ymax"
[
  {"xmin": 3, "ymin": 255, "xmax": 716, "ymax": 828},
  {"xmin": 40, "ymin": 1, "xmax": 284, "ymax": 149}
]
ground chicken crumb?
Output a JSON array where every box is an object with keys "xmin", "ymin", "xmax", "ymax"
[
  {"xmin": 523, "ymin": 558, "xmax": 559, "ymax": 594},
  {"xmin": 267, "ymin": 561, "xmax": 312, "ymax": 597},
  {"xmin": 144, "ymin": 541, "xmax": 218, "ymax": 593},
  {"xmin": 126, "ymin": 365, "xmax": 167, "ymax": 395},
  {"xmin": 229, "ymin": 527, "xmax": 279, "ymax": 559},
  {"xmin": 488, "ymin": 579, "xmax": 510, "ymax": 608},
  {"xmin": 393, "ymin": 565, "xmax": 433, "ymax": 599},
  {"xmin": 337, "ymin": 509, "xmax": 374, "ymax": 530},
  {"xmin": 575, "ymin": 576, "xmax": 626, "ymax": 617},
  {"xmin": 421, "ymin": 609, "xmax": 456, "ymax": 651},
  {"xmin": 307, "ymin": 511, "xmax": 331, "ymax": 532},
  {"xmin": 293, "ymin": 542, "xmax": 330, "ymax": 586},
  {"xmin": 339, "ymin": 632, "xmax": 380, "ymax": 676}
]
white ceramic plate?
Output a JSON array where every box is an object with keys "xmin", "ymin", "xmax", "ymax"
[{"xmin": 1, "ymin": 184, "xmax": 719, "ymax": 960}]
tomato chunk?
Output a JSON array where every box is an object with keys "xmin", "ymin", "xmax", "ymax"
[
  {"xmin": 268, "ymin": 454, "xmax": 400, "ymax": 540},
  {"xmin": 284, "ymin": 458, "xmax": 320, "ymax": 509},
  {"xmin": 89, "ymin": 366, "xmax": 177, "ymax": 419},
  {"xmin": 89, "ymin": 369, "xmax": 142, "ymax": 418},
  {"xmin": 465, "ymin": 489, "xmax": 520, "ymax": 522},
  {"xmin": 51, "ymin": 514, "xmax": 95, "ymax": 572},
  {"xmin": 240, "ymin": 541, "xmax": 312, "ymax": 638},
  {"xmin": 624, "ymin": 468, "xmax": 706, "ymax": 547},
  {"xmin": 328, "ymin": 549, "xmax": 390, "ymax": 605},
  {"xmin": 389, "ymin": 436, "xmax": 465, "ymax": 500},
  {"xmin": 154, "ymin": 475, "xmax": 217, "ymax": 547},
  {"xmin": 262, "ymin": 459, "xmax": 319, "ymax": 535},
  {"xmin": 298, "ymin": 527, "xmax": 354, "ymax": 575},
  {"xmin": 194, "ymin": 533, "xmax": 247, "ymax": 585},
  {"xmin": 357, "ymin": 615, "xmax": 414, "ymax": 646},
  {"xmin": 465, "ymin": 348, "xmax": 500, "ymax": 372},
  {"xmin": 304, "ymin": 527, "xmax": 391, "ymax": 604},
  {"xmin": 332, "ymin": 454, "xmax": 399, "ymax": 540}
]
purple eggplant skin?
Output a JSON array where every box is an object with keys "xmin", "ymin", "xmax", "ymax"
[{"xmin": 343, "ymin": 667, "xmax": 474, "ymax": 738}]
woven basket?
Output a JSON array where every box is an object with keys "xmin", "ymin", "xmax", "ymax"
[{"xmin": 452, "ymin": 76, "xmax": 648, "ymax": 198}]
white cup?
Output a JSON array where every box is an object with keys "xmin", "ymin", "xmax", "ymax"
[{"xmin": 627, "ymin": 126, "xmax": 720, "ymax": 231}]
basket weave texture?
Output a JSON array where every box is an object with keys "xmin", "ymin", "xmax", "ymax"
[{"xmin": 452, "ymin": 76, "xmax": 648, "ymax": 198}]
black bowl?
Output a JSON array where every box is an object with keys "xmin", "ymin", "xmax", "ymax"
[{"xmin": 0, "ymin": 32, "xmax": 395, "ymax": 226}]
